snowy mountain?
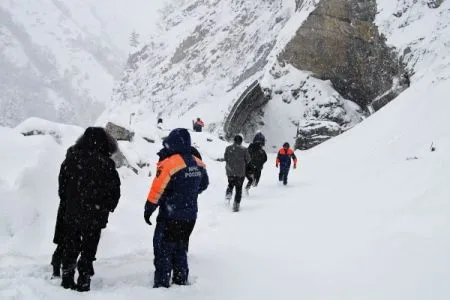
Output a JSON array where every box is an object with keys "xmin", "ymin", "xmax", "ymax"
[
  {"xmin": 107, "ymin": 0, "xmax": 405, "ymax": 149},
  {"xmin": 107, "ymin": 0, "xmax": 338, "ymax": 149},
  {"xmin": 0, "ymin": 0, "xmax": 166, "ymax": 127}
]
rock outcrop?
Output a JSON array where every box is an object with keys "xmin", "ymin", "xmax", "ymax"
[
  {"xmin": 295, "ymin": 121, "xmax": 341, "ymax": 150},
  {"xmin": 223, "ymin": 81, "xmax": 269, "ymax": 141},
  {"xmin": 105, "ymin": 122, "xmax": 135, "ymax": 141},
  {"xmin": 427, "ymin": 0, "xmax": 445, "ymax": 9},
  {"xmin": 280, "ymin": 0, "xmax": 403, "ymax": 108}
]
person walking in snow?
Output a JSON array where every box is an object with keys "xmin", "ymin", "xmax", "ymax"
[
  {"xmin": 224, "ymin": 134, "xmax": 251, "ymax": 212},
  {"xmin": 276, "ymin": 142, "xmax": 297, "ymax": 186},
  {"xmin": 192, "ymin": 117, "xmax": 205, "ymax": 132},
  {"xmin": 245, "ymin": 136, "xmax": 267, "ymax": 194},
  {"xmin": 57, "ymin": 127, "xmax": 121, "ymax": 292},
  {"xmin": 144, "ymin": 128, "xmax": 209, "ymax": 288}
]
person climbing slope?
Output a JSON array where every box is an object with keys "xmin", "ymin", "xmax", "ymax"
[{"xmin": 276, "ymin": 142, "xmax": 297, "ymax": 186}]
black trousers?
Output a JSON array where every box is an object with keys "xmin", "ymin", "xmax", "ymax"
[
  {"xmin": 61, "ymin": 223, "xmax": 102, "ymax": 276},
  {"xmin": 51, "ymin": 244, "xmax": 63, "ymax": 267},
  {"xmin": 246, "ymin": 168, "xmax": 261, "ymax": 189},
  {"xmin": 153, "ymin": 219, "xmax": 196, "ymax": 287},
  {"xmin": 226, "ymin": 176, "xmax": 245, "ymax": 203}
]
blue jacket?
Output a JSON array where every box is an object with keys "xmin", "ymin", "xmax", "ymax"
[{"xmin": 145, "ymin": 129, "xmax": 209, "ymax": 220}]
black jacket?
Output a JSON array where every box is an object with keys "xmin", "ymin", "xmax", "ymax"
[
  {"xmin": 57, "ymin": 128, "xmax": 121, "ymax": 233},
  {"xmin": 247, "ymin": 143, "xmax": 267, "ymax": 170}
]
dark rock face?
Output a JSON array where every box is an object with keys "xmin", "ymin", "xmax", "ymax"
[
  {"xmin": 105, "ymin": 122, "xmax": 135, "ymax": 141},
  {"xmin": 280, "ymin": 0, "xmax": 403, "ymax": 108},
  {"xmin": 427, "ymin": 0, "xmax": 445, "ymax": 8},
  {"xmin": 295, "ymin": 121, "xmax": 341, "ymax": 150},
  {"xmin": 223, "ymin": 80, "xmax": 269, "ymax": 141}
]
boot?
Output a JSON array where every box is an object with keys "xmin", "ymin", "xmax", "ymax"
[
  {"xmin": 51, "ymin": 263, "xmax": 61, "ymax": 278},
  {"xmin": 225, "ymin": 193, "xmax": 232, "ymax": 205},
  {"xmin": 76, "ymin": 273, "xmax": 91, "ymax": 292},
  {"xmin": 232, "ymin": 202, "xmax": 240, "ymax": 212},
  {"xmin": 61, "ymin": 269, "xmax": 76, "ymax": 290}
]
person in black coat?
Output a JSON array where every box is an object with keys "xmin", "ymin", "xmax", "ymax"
[
  {"xmin": 245, "ymin": 141, "xmax": 267, "ymax": 192},
  {"xmin": 56, "ymin": 127, "xmax": 121, "ymax": 292}
]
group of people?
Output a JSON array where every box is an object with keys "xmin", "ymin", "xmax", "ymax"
[
  {"xmin": 50, "ymin": 126, "xmax": 296, "ymax": 292},
  {"xmin": 224, "ymin": 132, "xmax": 297, "ymax": 212}
]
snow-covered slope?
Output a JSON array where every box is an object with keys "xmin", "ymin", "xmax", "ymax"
[
  {"xmin": 376, "ymin": 0, "xmax": 450, "ymax": 83},
  {"xmin": 1, "ymin": 65, "xmax": 450, "ymax": 299},
  {"xmin": 108, "ymin": 0, "xmax": 339, "ymax": 143},
  {"xmin": 0, "ymin": 0, "xmax": 166, "ymax": 127}
]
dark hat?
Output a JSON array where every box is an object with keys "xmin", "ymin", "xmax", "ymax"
[{"xmin": 234, "ymin": 134, "xmax": 243, "ymax": 145}]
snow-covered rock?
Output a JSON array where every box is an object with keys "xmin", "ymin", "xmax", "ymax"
[{"xmin": 15, "ymin": 117, "xmax": 83, "ymax": 147}]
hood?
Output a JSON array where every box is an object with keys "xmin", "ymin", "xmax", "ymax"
[
  {"xmin": 74, "ymin": 127, "xmax": 117, "ymax": 157},
  {"xmin": 163, "ymin": 128, "xmax": 192, "ymax": 154}
]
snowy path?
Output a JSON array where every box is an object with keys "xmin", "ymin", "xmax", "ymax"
[
  {"xmin": 2, "ymin": 145, "xmax": 450, "ymax": 300},
  {"xmin": 1, "ymin": 76, "xmax": 450, "ymax": 300}
]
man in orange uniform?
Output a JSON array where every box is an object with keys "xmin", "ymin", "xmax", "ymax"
[
  {"xmin": 144, "ymin": 128, "xmax": 209, "ymax": 288},
  {"xmin": 276, "ymin": 142, "xmax": 297, "ymax": 185}
]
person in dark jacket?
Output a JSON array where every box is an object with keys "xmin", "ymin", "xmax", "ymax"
[
  {"xmin": 276, "ymin": 142, "xmax": 297, "ymax": 185},
  {"xmin": 245, "ymin": 140, "xmax": 267, "ymax": 192},
  {"xmin": 144, "ymin": 128, "xmax": 209, "ymax": 288},
  {"xmin": 57, "ymin": 127, "xmax": 121, "ymax": 292},
  {"xmin": 224, "ymin": 135, "xmax": 251, "ymax": 212}
]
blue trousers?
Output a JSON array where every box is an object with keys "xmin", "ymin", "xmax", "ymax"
[
  {"xmin": 153, "ymin": 219, "xmax": 196, "ymax": 288},
  {"xmin": 278, "ymin": 166, "xmax": 290, "ymax": 185}
]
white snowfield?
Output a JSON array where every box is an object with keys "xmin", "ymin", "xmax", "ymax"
[{"xmin": 1, "ymin": 67, "xmax": 450, "ymax": 299}]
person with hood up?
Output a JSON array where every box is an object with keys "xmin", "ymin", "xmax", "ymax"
[
  {"xmin": 57, "ymin": 127, "xmax": 121, "ymax": 292},
  {"xmin": 144, "ymin": 128, "xmax": 209, "ymax": 288},
  {"xmin": 245, "ymin": 136, "xmax": 267, "ymax": 193},
  {"xmin": 253, "ymin": 131, "xmax": 265, "ymax": 147},
  {"xmin": 224, "ymin": 134, "xmax": 251, "ymax": 212},
  {"xmin": 276, "ymin": 142, "xmax": 297, "ymax": 185}
]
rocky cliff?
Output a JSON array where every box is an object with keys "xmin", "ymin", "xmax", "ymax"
[{"xmin": 280, "ymin": 0, "xmax": 404, "ymax": 109}]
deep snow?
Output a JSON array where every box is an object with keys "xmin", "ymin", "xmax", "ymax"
[{"xmin": 1, "ymin": 63, "xmax": 450, "ymax": 298}]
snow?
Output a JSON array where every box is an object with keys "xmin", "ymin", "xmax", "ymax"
[
  {"xmin": 0, "ymin": 0, "xmax": 168, "ymax": 127},
  {"xmin": 2, "ymin": 63, "xmax": 450, "ymax": 298},
  {"xmin": 1, "ymin": 0, "xmax": 450, "ymax": 299}
]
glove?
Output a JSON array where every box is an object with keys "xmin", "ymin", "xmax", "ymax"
[
  {"xmin": 144, "ymin": 211, "xmax": 152, "ymax": 226},
  {"xmin": 293, "ymin": 164, "xmax": 297, "ymax": 169},
  {"xmin": 275, "ymin": 164, "xmax": 279, "ymax": 168},
  {"xmin": 144, "ymin": 201, "xmax": 157, "ymax": 226}
]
